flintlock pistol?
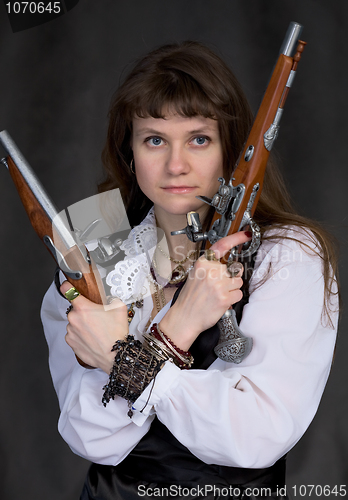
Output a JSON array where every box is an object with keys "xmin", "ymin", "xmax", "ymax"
[
  {"xmin": 172, "ymin": 22, "xmax": 306, "ymax": 363},
  {"xmin": 0, "ymin": 131, "xmax": 125, "ymax": 368}
]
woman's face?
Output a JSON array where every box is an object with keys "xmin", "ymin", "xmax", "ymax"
[{"xmin": 131, "ymin": 112, "xmax": 224, "ymax": 220}]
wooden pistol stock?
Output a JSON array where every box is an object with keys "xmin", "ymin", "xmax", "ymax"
[{"xmin": 0, "ymin": 131, "xmax": 104, "ymax": 368}]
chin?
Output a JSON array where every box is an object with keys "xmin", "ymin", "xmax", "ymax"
[{"xmin": 161, "ymin": 199, "xmax": 208, "ymax": 217}]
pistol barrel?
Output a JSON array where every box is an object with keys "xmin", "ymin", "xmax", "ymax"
[
  {"xmin": 0, "ymin": 130, "xmax": 77, "ymax": 251},
  {"xmin": 280, "ymin": 22, "xmax": 303, "ymax": 57}
]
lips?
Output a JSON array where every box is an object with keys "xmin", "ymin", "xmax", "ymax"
[{"xmin": 162, "ymin": 186, "xmax": 197, "ymax": 194}]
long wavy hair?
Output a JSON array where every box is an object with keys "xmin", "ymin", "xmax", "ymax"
[{"xmin": 99, "ymin": 41, "xmax": 339, "ymax": 325}]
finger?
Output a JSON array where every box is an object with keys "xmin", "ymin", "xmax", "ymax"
[
  {"xmin": 230, "ymin": 289, "xmax": 243, "ymax": 304},
  {"xmin": 60, "ymin": 280, "xmax": 80, "ymax": 299},
  {"xmin": 60, "ymin": 281, "xmax": 86, "ymax": 307},
  {"xmin": 209, "ymin": 231, "xmax": 252, "ymax": 259},
  {"xmin": 229, "ymin": 276, "xmax": 243, "ymax": 291}
]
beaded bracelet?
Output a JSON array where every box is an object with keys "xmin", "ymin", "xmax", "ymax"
[
  {"xmin": 102, "ymin": 335, "xmax": 164, "ymax": 417},
  {"xmin": 147, "ymin": 323, "xmax": 194, "ymax": 369}
]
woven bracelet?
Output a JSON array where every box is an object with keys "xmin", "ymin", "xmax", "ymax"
[{"xmin": 102, "ymin": 335, "xmax": 164, "ymax": 416}]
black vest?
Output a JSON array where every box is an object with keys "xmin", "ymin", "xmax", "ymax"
[{"xmin": 81, "ymin": 287, "xmax": 288, "ymax": 500}]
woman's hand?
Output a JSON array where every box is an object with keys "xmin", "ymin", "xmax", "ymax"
[
  {"xmin": 60, "ymin": 281, "xmax": 129, "ymax": 373},
  {"xmin": 159, "ymin": 231, "xmax": 251, "ymax": 351}
]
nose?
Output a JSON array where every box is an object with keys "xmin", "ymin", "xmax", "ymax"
[{"xmin": 165, "ymin": 144, "xmax": 190, "ymax": 175}]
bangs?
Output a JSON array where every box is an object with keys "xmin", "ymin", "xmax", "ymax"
[{"xmin": 130, "ymin": 71, "xmax": 218, "ymax": 121}]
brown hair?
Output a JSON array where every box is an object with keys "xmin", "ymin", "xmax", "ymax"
[{"xmin": 99, "ymin": 41, "xmax": 339, "ymax": 325}]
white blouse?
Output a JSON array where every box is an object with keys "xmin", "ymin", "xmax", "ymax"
[{"xmin": 41, "ymin": 221, "xmax": 338, "ymax": 469}]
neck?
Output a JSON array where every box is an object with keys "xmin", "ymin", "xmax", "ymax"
[{"xmin": 154, "ymin": 207, "xmax": 206, "ymax": 258}]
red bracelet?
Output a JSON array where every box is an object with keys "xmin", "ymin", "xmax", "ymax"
[{"xmin": 150, "ymin": 324, "xmax": 194, "ymax": 369}]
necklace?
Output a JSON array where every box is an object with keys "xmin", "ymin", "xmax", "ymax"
[
  {"xmin": 152, "ymin": 254, "xmax": 195, "ymax": 286},
  {"xmin": 147, "ymin": 272, "xmax": 166, "ymax": 309},
  {"xmin": 127, "ymin": 299, "xmax": 144, "ymax": 324},
  {"xmin": 169, "ymin": 262, "xmax": 195, "ymax": 285},
  {"xmin": 157, "ymin": 245, "xmax": 197, "ymax": 264},
  {"xmin": 145, "ymin": 272, "xmax": 167, "ymax": 331},
  {"xmin": 155, "ymin": 246, "xmax": 198, "ymax": 285},
  {"xmin": 128, "ymin": 273, "xmax": 166, "ymax": 330}
]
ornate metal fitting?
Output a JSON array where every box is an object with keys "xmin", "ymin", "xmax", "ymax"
[
  {"xmin": 198, "ymin": 177, "xmax": 245, "ymax": 218},
  {"xmin": 214, "ymin": 309, "xmax": 253, "ymax": 364},
  {"xmin": 171, "ymin": 211, "xmax": 208, "ymax": 243},
  {"xmin": 264, "ymin": 123, "xmax": 280, "ymax": 152},
  {"xmin": 171, "ymin": 177, "xmax": 246, "ymax": 246},
  {"xmin": 171, "ymin": 175, "xmax": 256, "ymax": 364},
  {"xmin": 231, "ymin": 183, "xmax": 261, "ymax": 259},
  {"xmin": 244, "ymin": 145, "xmax": 254, "ymax": 162},
  {"xmin": 264, "ymin": 108, "xmax": 283, "ymax": 152}
]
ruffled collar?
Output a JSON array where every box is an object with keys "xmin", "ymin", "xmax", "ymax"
[{"xmin": 105, "ymin": 208, "xmax": 158, "ymax": 303}]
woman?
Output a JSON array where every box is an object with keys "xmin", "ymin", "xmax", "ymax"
[{"xmin": 41, "ymin": 42, "xmax": 339, "ymax": 499}]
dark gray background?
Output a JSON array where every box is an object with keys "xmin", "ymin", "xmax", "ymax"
[{"xmin": 0, "ymin": 1, "xmax": 347, "ymax": 499}]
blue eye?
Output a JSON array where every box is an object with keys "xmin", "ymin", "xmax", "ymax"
[
  {"xmin": 193, "ymin": 136, "xmax": 209, "ymax": 145},
  {"xmin": 147, "ymin": 137, "xmax": 162, "ymax": 146}
]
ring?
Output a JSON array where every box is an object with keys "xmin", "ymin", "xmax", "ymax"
[
  {"xmin": 64, "ymin": 286, "xmax": 80, "ymax": 301},
  {"xmin": 66, "ymin": 305, "xmax": 73, "ymax": 315},
  {"xmin": 204, "ymin": 249, "xmax": 218, "ymax": 261},
  {"xmin": 227, "ymin": 261, "xmax": 243, "ymax": 277}
]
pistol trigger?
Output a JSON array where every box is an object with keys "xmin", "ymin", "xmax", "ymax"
[{"xmin": 43, "ymin": 235, "xmax": 83, "ymax": 280}]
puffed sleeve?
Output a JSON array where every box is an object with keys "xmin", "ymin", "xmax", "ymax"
[
  {"xmin": 40, "ymin": 281, "xmax": 155, "ymax": 465},
  {"xmin": 131, "ymin": 230, "xmax": 338, "ymax": 468}
]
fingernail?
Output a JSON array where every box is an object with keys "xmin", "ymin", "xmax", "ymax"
[{"xmin": 244, "ymin": 231, "xmax": 252, "ymax": 238}]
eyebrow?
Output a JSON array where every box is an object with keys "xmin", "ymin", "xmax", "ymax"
[{"xmin": 134, "ymin": 126, "xmax": 216, "ymax": 136}]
